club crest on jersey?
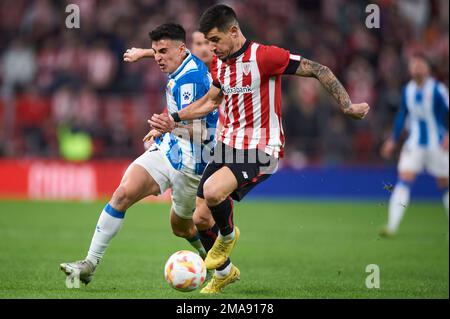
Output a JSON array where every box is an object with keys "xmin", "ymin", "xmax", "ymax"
[
  {"xmin": 242, "ymin": 62, "xmax": 251, "ymax": 76},
  {"xmin": 183, "ymin": 91, "xmax": 191, "ymax": 101}
]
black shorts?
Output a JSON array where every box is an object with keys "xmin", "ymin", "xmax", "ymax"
[{"xmin": 197, "ymin": 142, "xmax": 278, "ymax": 202}]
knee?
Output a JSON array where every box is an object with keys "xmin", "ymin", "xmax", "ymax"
[
  {"xmin": 399, "ymin": 172, "xmax": 416, "ymax": 183},
  {"xmin": 437, "ymin": 178, "xmax": 449, "ymax": 190},
  {"xmin": 171, "ymin": 226, "xmax": 193, "ymax": 239},
  {"xmin": 110, "ymin": 185, "xmax": 132, "ymax": 211},
  {"xmin": 203, "ymin": 182, "xmax": 226, "ymax": 207}
]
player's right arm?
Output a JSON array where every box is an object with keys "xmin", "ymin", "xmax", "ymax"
[
  {"xmin": 294, "ymin": 57, "xmax": 369, "ymax": 120},
  {"xmin": 257, "ymin": 44, "xmax": 369, "ymax": 120},
  {"xmin": 381, "ymin": 89, "xmax": 408, "ymax": 159},
  {"xmin": 149, "ymin": 85, "xmax": 223, "ymax": 133},
  {"xmin": 123, "ymin": 47, "xmax": 155, "ymax": 62}
]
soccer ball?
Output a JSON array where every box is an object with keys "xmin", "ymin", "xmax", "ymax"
[{"xmin": 164, "ymin": 250, "xmax": 206, "ymax": 292}]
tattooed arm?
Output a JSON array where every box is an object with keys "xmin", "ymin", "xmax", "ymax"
[{"xmin": 295, "ymin": 57, "xmax": 370, "ymax": 120}]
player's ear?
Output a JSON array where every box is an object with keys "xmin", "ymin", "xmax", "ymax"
[
  {"xmin": 179, "ymin": 42, "xmax": 186, "ymax": 55},
  {"xmin": 229, "ymin": 25, "xmax": 239, "ymax": 39}
]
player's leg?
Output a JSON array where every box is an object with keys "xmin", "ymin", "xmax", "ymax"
[
  {"xmin": 198, "ymin": 145, "xmax": 277, "ymax": 270},
  {"xmin": 61, "ymin": 150, "xmax": 167, "ymax": 284},
  {"xmin": 193, "ymin": 196, "xmax": 239, "ymax": 293},
  {"xmin": 427, "ymin": 146, "xmax": 449, "ymax": 219},
  {"xmin": 85, "ymin": 163, "xmax": 161, "ymax": 267},
  {"xmin": 381, "ymin": 145, "xmax": 423, "ymax": 237},
  {"xmin": 382, "ymin": 171, "xmax": 416, "ymax": 236},
  {"xmin": 194, "ymin": 197, "xmax": 234, "ymax": 276},
  {"xmin": 436, "ymin": 177, "xmax": 449, "ymax": 219},
  {"xmin": 170, "ymin": 209, "xmax": 206, "ymax": 259},
  {"xmin": 169, "ymin": 172, "xmax": 208, "ymax": 259},
  {"xmin": 201, "ymin": 166, "xmax": 240, "ymax": 269}
]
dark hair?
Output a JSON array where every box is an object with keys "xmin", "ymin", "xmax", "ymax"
[
  {"xmin": 411, "ymin": 52, "xmax": 432, "ymax": 67},
  {"xmin": 199, "ymin": 4, "xmax": 238, "ymax": 34},
  {"xmin": 149, "ymin": 23, "xmax": 186, "ymax": 42},
  {"xmin": 410, "ymin": 51, "xmax": 437, "ymax": 73}
]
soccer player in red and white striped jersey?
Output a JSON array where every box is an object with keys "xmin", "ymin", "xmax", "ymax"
[{"xmin": 150, "ymin": 4, "xmax": 370, "ymax": 293}]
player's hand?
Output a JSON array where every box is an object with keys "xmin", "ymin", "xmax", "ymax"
[
  {"xmin": 343, "ymin": 103, "xmax": 370, "ymax": 120},
  {"xmin": 442, "ymin": 134, "xmax": 449, "ymax": 151},
  {"xmin": 142, "ymin": 128, "xmax": 162, "ymax": 143},
  {"xmin": 149, "ymin": 113, "xmax": 175, "ymax": 133},
  {"xmin": 123, "ymin": 47, "xmax": 146, "ymax": 62},
  {"xmin": 381, "ymin": 138, "xmax": 396, "ymax": 160}
]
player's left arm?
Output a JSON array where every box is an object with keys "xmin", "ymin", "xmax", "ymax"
[{"xmin": 294, "ymin": 57, "xmax": 369, "ymax": 120}]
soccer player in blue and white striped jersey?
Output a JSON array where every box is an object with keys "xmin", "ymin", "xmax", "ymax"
[
  {"xmin": 381, "ymin": 53, "xmax": 449, "ymax": 236},
  {"xmin": 60, "ymin": 23, "xmax": 224, "ymax": 285}
]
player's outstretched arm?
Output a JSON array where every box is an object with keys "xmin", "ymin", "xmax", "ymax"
[
  {"xmin": 123, "ymin": 47, "xmax": 155, "ymax": 62},
  {"xmin": 149, "ymin": 85, "xmax": 223, "ymax": 133},
  {"xmin": 295, "ymin": 57, "xmax": 370, "ymax": 120}
]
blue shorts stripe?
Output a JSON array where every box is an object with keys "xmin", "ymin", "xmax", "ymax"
[{"xmin": 104, "ymin": 204, "xmax": 125, "ymax": 219}]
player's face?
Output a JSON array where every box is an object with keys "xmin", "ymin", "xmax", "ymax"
[
  {"xmin": 409, "ymin": 57, "xmax": 430, "ymax": 81},
  {"xmin": 191, "ymin": 31, "xmax": 214, "ymax": 65},
  {"xmin": 152, "ymin": 39, "xmax": 186, "ymax": 74},
  {"xmin": 205, "ymin": 27, "xmax": 237, "ymax": 61}
]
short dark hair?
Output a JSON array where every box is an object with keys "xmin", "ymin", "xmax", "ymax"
[
  {"xmin": 411, "ymin": 52, "xmax": 431, "ymax": 66},
  {"xmin": 149, "ymin": 23, "xmax": 186, "ymax": 43},
  {"xmin": 199, "ymin": 4, "xmax": 238, "ymax": 35}
]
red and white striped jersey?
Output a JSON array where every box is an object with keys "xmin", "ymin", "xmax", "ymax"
[{"xmin": 211, "ymin": 40, "xmax": 301, "ymax": 158}]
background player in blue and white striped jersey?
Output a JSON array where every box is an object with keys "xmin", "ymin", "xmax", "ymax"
[
  {"xmin": 60, "ymin": 23, "xmax": 220, "ymax": 285},
  {"xmin": 380, "ymin": 53, "xmax": 449, "ymax": 236}
]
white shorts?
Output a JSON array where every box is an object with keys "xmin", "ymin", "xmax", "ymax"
[
  {"xmin": 398, "ymin": 144, "xmax": 449, "ymax": 178},
  {"xmin": 133, "ymin": 146, "xmax": 201, "ymax": 219}
]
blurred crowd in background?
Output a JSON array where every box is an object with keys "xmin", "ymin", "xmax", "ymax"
[{"xmin": 0, "ymin": 0, "xmax": 448, "ymax": 166}]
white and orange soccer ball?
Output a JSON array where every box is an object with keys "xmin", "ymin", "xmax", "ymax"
[{"xmin": 164, "ymin": 250, "xmax": 207, "ymax": 292}]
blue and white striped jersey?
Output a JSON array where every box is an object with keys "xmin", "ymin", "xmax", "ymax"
[
  {"xmin": 156, "ymin": 51, "xmax": 218, "ymax": 175},
  {"xmin": 393, "ymin": 77, "xmax": 449, "ymax": 148}
]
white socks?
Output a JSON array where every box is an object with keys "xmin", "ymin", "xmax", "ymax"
[
  {"xmin": 219, "ymin": 229, "xmax": 235, "ymax": 242},
  {"xmin": 387, "ymin": 181, "xmax": 411, "ymax": 233},
  {"xmin": 215, "ymin": 262, "xmax": 232, "ymax": 278},
  {"xmin": 86, "ymin": 204, "xmax": 125, "ymax": 267}
]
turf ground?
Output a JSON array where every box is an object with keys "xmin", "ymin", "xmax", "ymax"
[{"xmin": 0, "ymin": 200, "xmax": 448, "ymax": 299}]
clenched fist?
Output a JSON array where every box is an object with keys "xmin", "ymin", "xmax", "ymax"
[
  {"xmin": 343, "ymin": 103, "xmax": 370, "ymax": 120},
  {"xmin": 123, "ymin": 47, "xmax": 154, "ymax": 63}
]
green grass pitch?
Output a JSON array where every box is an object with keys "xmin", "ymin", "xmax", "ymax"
[{"xmin": 0, "ymin": 200, "xmax": 448, "ymax": 299}]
